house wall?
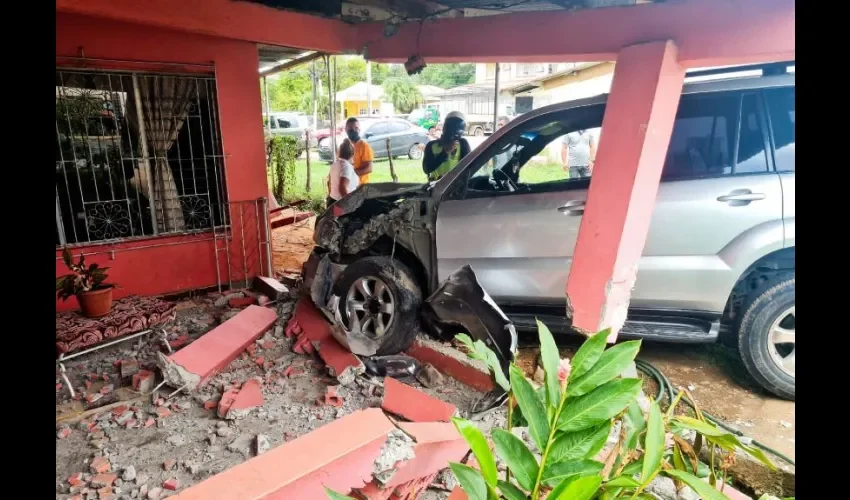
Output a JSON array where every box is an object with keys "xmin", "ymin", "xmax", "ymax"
[
  {"xmin": 343, "ymin": 100, "xmax": 382, "ymax": 118},
  {"xmin": 56, "ymin": 13, "xmax": 268, "ymax": 311}
]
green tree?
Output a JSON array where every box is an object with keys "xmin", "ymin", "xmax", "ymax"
[
  {"xmin": 417, "ymin": 63, "xmax": 475, "ymax": 88},
  {"xmin": 382, "ymin": 78, "xmax": 424, "ymax": 114}
]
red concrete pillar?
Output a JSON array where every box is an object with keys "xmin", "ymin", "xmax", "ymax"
[{"xmin": 565, "ymin": 40, "xmax": 685, "ymax": 339}]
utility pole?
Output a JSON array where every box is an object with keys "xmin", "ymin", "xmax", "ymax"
[
  {"xmin": 493, "ymin": 63, "xmax": 500, "ymax": 133},
  {"xmin": 366, "ymin": 61, "xmax": 373, "ymax": 116}
]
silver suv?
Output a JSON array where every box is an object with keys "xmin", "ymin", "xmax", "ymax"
[{"xmin": 304, "ymin": 66, "xmax": 796, "ymax": 400}]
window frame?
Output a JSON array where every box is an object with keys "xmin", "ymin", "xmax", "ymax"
[
  {"xmin": 761, "ymin": 85, "xmax": 795, "ymax": 173},
  {"xmin": 660, "ymin": 89, "xmax": 774, "ymax": 183},
  {"xmin": 55, "ymin": 68, "xmax": 228, "ymax": 248}
]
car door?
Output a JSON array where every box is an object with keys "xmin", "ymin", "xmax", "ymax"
[
  {"xmin": 631, "ymin": 90, "xmax": 784, "ymax": 313},
  {"xmin": 435, "ymin": 105, "xmax": 604, "ymax": 304},
  {"xmin": 386, "ymin": 121, "xmax": 412, "ymax": 155},
  {"xmin": 763, "ymin": 86, "xmax": 795, "ymax": 248},
  {"xmin": 365, "ymin": 121, "xmax": 390, "ymax": 157}
]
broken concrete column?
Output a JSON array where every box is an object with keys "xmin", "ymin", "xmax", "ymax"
[{"xmin": 157, "ymin": 305, "xmax": 277, "ymax": 391}]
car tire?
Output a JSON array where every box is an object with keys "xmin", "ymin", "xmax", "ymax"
[
  {"xmin": 408, "ymin": 144, "xmax": 423, "ymax": 160},
  {"xmin": 472, "ymin": 126, "xmax": 484, "ymax": 136},
  {"xmin": 737, "ymin": 276, "xmax": 795, "ymax": 400},
  {"xmin": 332, "ymin": 256, "xmax": 422, "ymax": 355}
]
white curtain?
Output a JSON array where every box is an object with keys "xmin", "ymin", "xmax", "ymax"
[{"xmin": 130, "ymin": 75, "xmax": 193, "ymax": 232}]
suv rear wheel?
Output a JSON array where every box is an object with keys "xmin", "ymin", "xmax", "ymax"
[
  {"xmin": 738, "ymin": 276, "xmax": 795, "ymax": 400},
  {"xmin": 332, "ymin": 256, "xmax": 422, "ymax": 355}
]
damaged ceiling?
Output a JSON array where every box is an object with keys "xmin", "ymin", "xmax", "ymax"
[{"xmin": 240, "ymin": 0, "xmax": 657, "ymax": 23}]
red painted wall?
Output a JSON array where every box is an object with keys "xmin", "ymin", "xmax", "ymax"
[{"xmin": 56, "ymin": 13, "xmax": 268, "ymax": 311}]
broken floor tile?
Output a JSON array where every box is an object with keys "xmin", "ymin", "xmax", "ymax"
[{"xmin": 381, "ymin": 377, "xmax": 457, "ymax": 423}]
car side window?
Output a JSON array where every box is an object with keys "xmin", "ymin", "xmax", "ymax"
[
  {"xmin": 388, "ymin": 122, "xmax": 408, "ymax": 134},
  {"xmin": 457, "ymin": 105, "xmax": 605, "ymax": 198},
  {"xmin": 368, "ymin": 123, "xmax": 389, "ymax": 136},
  {"xmin": 662, "ymin": 91, "xmax": 768, "ymax": 181},
  {"xmin": 764, "ymin": 87, "xmax": 795, "ymax": 172}
]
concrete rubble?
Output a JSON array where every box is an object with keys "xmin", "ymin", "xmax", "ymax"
[{"xmin": 56, "ymin": 279, "xmax": 486, "ymax": 499}]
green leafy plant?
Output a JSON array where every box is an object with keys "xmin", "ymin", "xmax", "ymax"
[
  {"xmin": 56, "ymin": 247, "xmax": 113, "ymax": 301},
  {"xmin": 448, "ymin": 321, "xmax": 774, "ymax": 500},
  {"xmin": 267, "ymin": 135, "xmax": 299, "ymax": 202}
]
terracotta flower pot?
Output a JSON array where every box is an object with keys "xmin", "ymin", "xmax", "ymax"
[{"xmin": 77, "ymin": 287, "xmax": 114, "ymax": 318}]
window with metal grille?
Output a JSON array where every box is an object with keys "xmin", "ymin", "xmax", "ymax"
[{"xmin": 55, "ymin": 70, "xmax": 228, "ymax": 246}]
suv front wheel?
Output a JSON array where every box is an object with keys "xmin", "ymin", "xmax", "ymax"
[
  {"xmin": 332, "ymin": 256, "xmax": 422, "ymax": 355},
  {"xmin": 738, "ymin": 276, "xmax": 795, "ymax": 400}
]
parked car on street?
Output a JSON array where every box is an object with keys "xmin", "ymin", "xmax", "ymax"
[
  {"xmin": 305, "ymin": 64, "xmax": 796, "ymax": 400},
  {"xmin": 264, "ymin": 112, "xmax": 316, "ymax": 156},
  {"xmin": 317, "ymin": 118, "xmax": 429, "ymax": 162}
]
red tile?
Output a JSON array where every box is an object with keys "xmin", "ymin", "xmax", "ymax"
[
  {"xmin": 163, "ymin": 478, "xmax": 179, "ymax": 491},
  {"xmin": 155, "ymin": 407, "xmax": 172, "ymax": 418},
  {"xmin": 324, "ymin": 386, "xmax": 343, "ymax": 407},
  {"xmin": 447, "ymin": 487, "xmax": 468, "ymax": 500},
  {"xmin": 384, "ymin": 440, "xmax": 469, "ymax": 488},
  {"xmin": 91, "ymin": 473, "xmax": 118, "ymax": 488},
  {"xmin": 228, "ymin": 379, "xmax": 264, "ymax": 414},
  {"xmin": 229, "ymin": 296, "xmax": 258, "ymax": 308},
  {"xmin": 381, "ymin": 378, "xmax": 457, "ymax": 423},
  {"xmin": 217, "ymin": 387, "xmax": 240, "ymax": 418},
  {"xmin": 90, "ymin": 456, "xmax": 110, "ymax": 474},
  {"xmin": 164, "ymin": 306, "xmax": 277, "ymax": 389}
]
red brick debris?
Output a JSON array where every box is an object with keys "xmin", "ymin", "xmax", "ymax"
[
  {"xmin": 324, "ymin": 386, "xmax": 344, "ymax": 407},
  {"xmin": 286, "ymin": 299, "xmax": 364, "ymax": 381},
  {"xmin": 228, "ymin": 296, "xmax": 258, "ymax": 308},
  {"xmin": 405, "ymin": 336, "xmax": 495, "ymax": 393},
  {"xmin": 132, "ymin": 370, "xmax": 155, "ymax": 392},
  {"xmin": 217, "ymin": 378, "xmax": 264, "ymax": 418},
  {"xmin": 381, "ymin": 377, "xmax": 457, "ymax": 422},
  {"xmin": 90, "ymin": 456, "xmax": 111, "ymax": 474}
]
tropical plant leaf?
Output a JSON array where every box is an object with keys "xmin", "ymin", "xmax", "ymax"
[
  {"xmin": 641, "ymin": 399, "xmax": 664, "ymax": 485},
  {"xmin": 623, "ymin": 400, "xmax": 647, "ymax": 452},
  {"xmin": 568, "ymin": 329, "xmax": 610, "ymax": 381},
  {"xmin": 62, "ymin": 247, "xmax": 73, "ymax": 267},
  {"xmin": 541, "ymin": 459, "xmax": 603, "ymax": 487},
  {"xmin": 511, "ymin": 365, "xmax": 550, "ymax": 451},
  {"xmin": 536, "ymin": 319, "xmax": 562, "ymax": 411},
  {"xmin": 324, "ymin": 487, "xmax": 355, "ymax": 499},
  {"xmin": 567, "ymin": 340, "xmax": 641, "ymax": 397},
  {"xmin": 621, "ymin": 458, "xmax": 643, "ymax": 477},
  {"xmin": 491, "ymin": 429, "xmax": 538, "ymax": 492},
  {"xmin": 549, "ymin": 421, "xmax": 611, "ymax": 464},
  {"xmin": 605, "ymin": 475, "xmax": 641, "ymax": 488},
  {"xmin": 550, "ymin": 475, "xmax": 602, "ymax": 500},
  {"xmin": 557, "ymin": 378, "xmax": 642, "ymax": 433},
  {"xmin": 672, "ymin": 417, "xmax": 775, "ymax": 470},
  {"xmin": 452, "ymin": 418, "xmax": 498, "ymax": 487},
  {"xmin": 672, "ymin": 434, "xmax": 699, "ymax": 473},
  {"xmin": 497, "ymin": 480, "xmax": 527, "ymax": 500},
  {"xmin": 455, "ymin": 334, "xmax": 510, "ymax": 392},
  {"xmin": 672, "ymin": 442, "xmax": 689, "ymax": 473},
  {"xmin": 664, "ymin": 469, "xmax": 730, "ymax": 500},
  {"xmin": 450, "ymin": 463, "xmax": 489, "ymax": 500}
]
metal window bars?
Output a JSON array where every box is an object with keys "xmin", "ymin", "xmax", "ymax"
[{"xmin": 55, "ymin": 69, "xmax": 228, "ymax": 246}]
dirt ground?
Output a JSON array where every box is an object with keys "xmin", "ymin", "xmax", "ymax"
[
  {"xmin": 516, "ymin": 335, "xmax": 795, "ymax": 466},
  {"xmin": 271, "ymin": 214, "xmax": 316, "ymax": 275}
]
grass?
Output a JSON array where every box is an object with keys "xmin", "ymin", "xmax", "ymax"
[{"xmin": 275, "ymin": 156, "xmax": 569, "ymax": 212}]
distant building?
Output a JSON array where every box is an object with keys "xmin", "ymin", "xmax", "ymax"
[{"xmin": 335, "ymin": 82, "xmax": 385, "ymax": 118}]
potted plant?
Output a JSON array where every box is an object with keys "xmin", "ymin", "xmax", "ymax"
[{"xmin": 57, "ymin": 247, "xmax": 115, "ymax": 318}]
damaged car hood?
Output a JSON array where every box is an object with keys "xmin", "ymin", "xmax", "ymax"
[{"xmin": 331, "ymin": 182, "xmax": 430, "ymax": 216}]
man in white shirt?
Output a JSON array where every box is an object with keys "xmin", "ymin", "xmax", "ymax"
[{"xmin": 327, "ymin": 139, "xmax": 360, "ymax": 206}]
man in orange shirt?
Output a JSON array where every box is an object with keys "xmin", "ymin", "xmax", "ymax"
[{"xmin": 345, "ymin": 117, "xmax": 374, "ymax": 184}]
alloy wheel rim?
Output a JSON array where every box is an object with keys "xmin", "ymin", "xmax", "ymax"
[
  {"xmin": 767, "ymin": 305, "xmax": 795, "ymax": 377},
  {"xmin": 344, "ymin": 276, "xmax": 395, "ymax": 339}
]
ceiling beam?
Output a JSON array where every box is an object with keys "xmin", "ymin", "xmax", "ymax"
[
  {"xmin": 260, "ymin": 51, "xmax": 324, "ymax": 77},
  {"xmin": 57, "ymin": 0, "xmax": 358, "ymax": 53},
  {"xmin": 357, "ymin": 0, "xmax": 794, "ymax": 68}
]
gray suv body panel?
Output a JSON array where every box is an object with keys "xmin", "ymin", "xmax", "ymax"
[{"xmin": 434, "ymin": 73, "xmax": 794, "ymax": 314}]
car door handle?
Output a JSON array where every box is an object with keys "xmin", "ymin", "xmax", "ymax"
[
  {"xmin": 717, "ymin": 190, "xmax": 766, "ymax": 204},
  {"xmin": 558, "ymin": 200, "xmax": 585, "ymax": 215}
]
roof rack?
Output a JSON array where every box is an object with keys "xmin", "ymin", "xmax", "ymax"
[{"xmin": 685, "ymin": 61, "xmax": 794, "ymax": 78}]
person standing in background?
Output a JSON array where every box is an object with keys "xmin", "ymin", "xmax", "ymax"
[
  {"xmin": 561, "ymin": 128, "xmax": 596, "ymax": 179},
  {"xmin": 326, "ymin": 139, "xmax": 359, "ymax": 206},
  {"xmin": 344, "ymin": 117, "xmax": 375, "ymax": 184},
  {"xmin": 422, "ymin": 111, "xmax": 471, "ymax": 181}
]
